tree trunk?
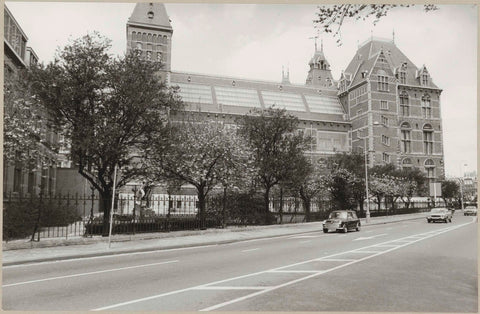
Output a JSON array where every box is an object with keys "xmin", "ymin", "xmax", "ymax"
[
  {"xmin": 197, "ymin": 186, "xmax": 206, "ymax": 230},
  {"xmin": 303, "ymin": 197, "xmax": 311, "ymax": 222},
  {"xmin": 264, "ymin": 186, "xmax": 271, "ymax": 225},
  {"xmin": 100, "ymin": 190, "xmax": 112, "ymax": 236},
  {"xmin": 279, "ymin": 187, "xmax": 284, "ymax": 224},
  {"xmin": 222, "ymin": 186, "xmax": 227, "ymax": 228}
]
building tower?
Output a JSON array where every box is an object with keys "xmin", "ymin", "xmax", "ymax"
[
  {"xmin": 305, "ymin": 39, "xmax": 334, "ymax": 88},
  {"xmin": 126, "ymin": 3, "xmax": 173, "ymax": 82}
]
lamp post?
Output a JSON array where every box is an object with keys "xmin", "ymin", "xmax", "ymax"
[{"xmin": 362, "ymin": 138, "xmax": 371, "ymax": 223}]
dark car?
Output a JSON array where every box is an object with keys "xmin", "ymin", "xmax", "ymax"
[
  {"xmin": 323, "ymin": 210, "xmax": 360, "ymax": 233},
  {"xmin": 427, "ymin": 207, "xmax": 453, "ymax": 223}
]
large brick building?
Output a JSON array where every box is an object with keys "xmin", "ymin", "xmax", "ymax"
[
  {"xmin": 126, "ymin": 3, "xmax": 445, "ymax": 185},
  {"xmin": 3, "ymin": 5, "xmax": 58, "ymax": 196}
]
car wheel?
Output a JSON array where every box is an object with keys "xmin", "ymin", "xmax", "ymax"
[
  {"xmin": 342, "ymin": 225, "xmax": 348, "ymax": 233},
  {"xmin": 356, "ymin": 223, "xmax": 361, "ymax": 231},
  {"xmin": 427, "ymin": 220, "xmax": 431, "ymax": 223},
  {"xmin": 445, "ymin": 219, "xmax": 448, "ymax": 223},
  {"xmin": 323, "ymin": 229, "xmax": 328, "ymax": 233}
]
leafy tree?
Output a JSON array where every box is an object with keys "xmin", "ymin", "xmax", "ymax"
[
  {"xmin": 3, "ymin": 69, "xmax": 55, "ymax": 178},
  {"xmin": 396, "ymin": 167, "xmax": 426, "ymax": 208},
  {"xmin": 27, "ymin": 32, "xmax": 182, "ymax": 234},
  {"xmin": 326, "ymin": 152, "xmax": 366, "ymax": 214},
  {"xmin": 325, "ymin": 168, "xmax": 356, "ymax": 210},
  {"xmin": 295, "ymin": 158, "xmax": 328, "ymax": 221},
  {"xmin": 238, "ymin": 107, "xmax": 309, "ymax": 224},
  {"xmin": 314, "ymin": 4, "xmax": 438, "ymax": 45},
  {"xmin": 441, "ymin": 179, "xmax": 460, "ymax": 207},
  {"xmin": 144, "ymin": 119, "xmax": 252, "ymax": 229}
]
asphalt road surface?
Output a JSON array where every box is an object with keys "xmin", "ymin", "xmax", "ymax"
[{"xmin": 3, "ymin": 214, "xmax": 477, "ymax": 312}]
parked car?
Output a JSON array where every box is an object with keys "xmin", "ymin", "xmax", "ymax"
[
  {"xmin": 323, "ymin": 210, "xmax": 360, "ymax": 233},
  {"xmin": 464, "ymin": 206, "xmax": 477, "ymax": 216},
  {"xmin": 427, "ymin": 208, "xmax": 453, "ymax": 223}
]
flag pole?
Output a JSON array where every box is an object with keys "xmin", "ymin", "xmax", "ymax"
[{"xmin": 108, "ymin": 164, "xmax": 118, "ymax": 249}]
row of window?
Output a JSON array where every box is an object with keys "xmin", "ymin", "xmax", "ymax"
[
  {"xmin": 348, "ymin": 85, "xmax": 368, "ymax": 100},
  {"xmin": 131, "ymin": 31, "xmax": 169, "ymax": 44}
]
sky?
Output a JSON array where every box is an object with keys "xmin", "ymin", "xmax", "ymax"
[{"xmin": 5, "ymin": 2, "xmax": 478, "ymax": 178}]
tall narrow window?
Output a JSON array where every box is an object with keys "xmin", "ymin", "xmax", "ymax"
[
  {"xmin": 382, "ymin": 153, "xmax": 390, "ymax": 163},
  {"xmin": 402, "ymin": 158, "xmax": 413, "ymax": 170},
  {"xmin": 378, "ymin": 73, "xmax": 388, "ymax": 91},
  {"xmin": 401, "ymin": 122, "xmax": 411, "ymax": 153},
  {"xmin": 399, "ymin": 71, "xmax": 406, "ymax": 84},
  {"xmin": 422, "ymin": 95, "xmax": 431, "ymax": 118},
  {"xmin": 381, "ymin": 116, "xmax": 389, "ymax": 126},
  {"xmin": 422, "ymin": 73, "xmax": 428, "ymax": 86},
  {"xmin": 400, "ymin": 91, "xmax": 409, "ymax": 116},
  {"xmin": 423, "ymin": 124, "xmax": 434, "ymax": 155},
  {"xmin": 425, "ymin": 159, "xmax": 435, "ymax": 179},
  {"xmin": 380, "ymin": 100, "xmax": 388, "ymax": 110}
]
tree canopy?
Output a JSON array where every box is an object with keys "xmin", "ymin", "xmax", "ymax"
[
  {"xmin": 239, "ymin": 107, "xmax": 309, "ymax": 223},
  {"xmin": 27, "ymin": 32, "xmax": 182, "ymax": 232}
]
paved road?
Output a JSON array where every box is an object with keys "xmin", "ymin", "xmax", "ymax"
[{"xmin": 3, "ymin": 215, "xmax": 477, "ymax": 311}]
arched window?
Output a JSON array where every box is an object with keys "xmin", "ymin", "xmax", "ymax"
[
  {"xmin": 400, "ymin": 91, "xmax": 409, "ymax": 116},
  {"xmin": 421, "ymin": 94, "xmax": 431, "ymax": 118},
  {"xmin": 423, "ymin": 124, "xmax": 433, "ymax": 155},
  {"xmin": 147, "ymin": 33, "xmax": 152, "ymax": 42},
  {"xmin": 402, "ymin": 158, "xmax": 413, "ymax": 169},
  {"xmin": 424, "ymin": 159, "xmax": 435, "ymax": 179},
  {"xmin": 142, "ymin": 33, "xmax": 147, "ymax": 41},
  {"xmin": 401, "ymin": 122, "xmax": 411, "ymax": 153},
  {"xmin": 377, "ymin": 69, "xmax": 388, "ymax": 91},
  {"xmin": 131, "ymin": 31, "xmax": 136, "ymax": 41}
]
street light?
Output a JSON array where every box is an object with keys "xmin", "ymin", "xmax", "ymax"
[{"xmin": 359, "ymin": 121, "xmax": 380, "ymax": 223}]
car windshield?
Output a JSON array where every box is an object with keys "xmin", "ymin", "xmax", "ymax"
[
  {"xmin": 329, "ymin": 211, "xmax": 347, "ymax": 219},
  {"xmin": 430, "ymin": 208, "xmax": 446, "ymax": 213},
  {"xmin": 466, "ymin": 206, "xmax": 477, "ymax": 209}
]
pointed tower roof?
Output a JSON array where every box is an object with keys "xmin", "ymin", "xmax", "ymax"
[
  {"xmin": 128, "ymin": 3, "xmax": 172, "ymax": 31},
  {"xmin": 308, "ymin": 39, "xmax": 330, "ymax": 67}
]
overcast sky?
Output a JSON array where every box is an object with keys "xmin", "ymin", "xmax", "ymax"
[{"xmin": 6, "ymin": 2, "xmax": 477, "ymax": 177}]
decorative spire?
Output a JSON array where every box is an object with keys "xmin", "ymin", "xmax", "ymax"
[{"xmin": 392, "ymin": 28, "xmax": 395, "ymax": 44}]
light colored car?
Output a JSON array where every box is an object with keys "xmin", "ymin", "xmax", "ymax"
[
  {"xmin": 427, "ymin": 208, "xmax": 453, "ymax": 223},
  {"xmin": 464, "ymin": 206, "xmax": 477, "ymax": 216},
  {"xmin": 323, "ymin": 210, "xmax": 360, "ymax": 233}
]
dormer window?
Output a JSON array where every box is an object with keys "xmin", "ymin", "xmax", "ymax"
[
  {"xmin": 421, "ymin": 73, "xmax": 428, "ymax": 86},
  {"xmin": 399, "ymin": 71, "xmax": 406, "ymax": 84},
  {"xmin": 147, "ymin": 11, "xmax": 154, "ymax": 19}
]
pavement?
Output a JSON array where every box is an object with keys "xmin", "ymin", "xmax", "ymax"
[{"xmin": 2, "ymin": 212, "xmax": 428, "ymax": 266}]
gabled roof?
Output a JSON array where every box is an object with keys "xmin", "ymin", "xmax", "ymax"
[
  {"xmin": 128, "ymin": 3, "xmax": 172, "ymax": 31},
  {"xmin": 344, "ymin": 38, "xmax": 439, "ymax": 90}
]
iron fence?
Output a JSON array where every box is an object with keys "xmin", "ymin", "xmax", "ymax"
[{"xmin": 3, "ymin": 192, "xmax": 440, "ymax": 242}]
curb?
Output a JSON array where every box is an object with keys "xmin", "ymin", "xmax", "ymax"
[{"xmin": 2, "ymin": 214, "xmax": 427, "ymax": 266}]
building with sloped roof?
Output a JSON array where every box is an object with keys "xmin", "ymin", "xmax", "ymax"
[
  {"xmin": 339, "ymin": 36, "xmax": 445, "ymax": 183},
  {"xmin": 126, "ymin": 3, "xmax": 445, "ymax": 183}
]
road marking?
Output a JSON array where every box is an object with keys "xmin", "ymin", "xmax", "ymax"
[
  {"xmin": 353, "ymin": 233, "xmax": 387, "ymax": 241},
  {"xmin": 92, "ymin": 218, "xmax": 475, "ymax": 311},
  {"xmin": 241, "ymin": 248, "xmax": 260, "ymax": 253},
  {"xmin": 199, "ymin": 221, "xmax": 473, "ymax": 312},
  {"xmin": 352, "ymin": 250, "xmax": 381, "ymax": 254},
  {"xmin": 289, "ymin": 235, "xmax": 320, "ymax": 239},
  {"xmin": 3, "ymin": 260, "xmax": 178, "ymax": 287},
  {"xmin": 267, "ymin": 270, "xmax": 323, "ymax": 273},
  {"xmin": 195, "ymin": 286, "xmax": 271, "ymax": 290},
  {"xmin": 319, "ymin": 258, "xmax": 355, "ymax": 262}
]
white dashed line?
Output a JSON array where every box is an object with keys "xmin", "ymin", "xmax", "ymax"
[{"xmin": 241, "ymin": 248, "xmax": 260, "ymax": 253}]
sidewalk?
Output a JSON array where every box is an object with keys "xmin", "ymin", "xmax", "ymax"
[{"xmin": 2, "ymin": 212, "xmax": 427, "ymax": 266}]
